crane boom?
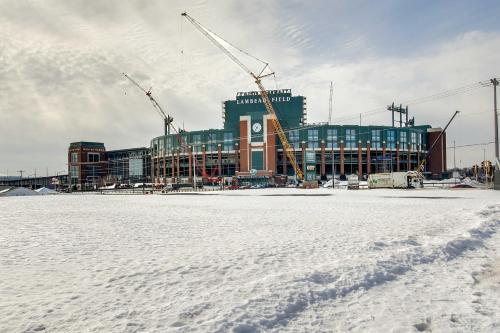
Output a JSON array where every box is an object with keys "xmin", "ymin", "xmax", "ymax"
[
  {"xmin": 123, "ymin": 73, "xmax": 174, "ymax": 136},
  {"xmin": 416, "ymin": 110, "xmax": 460, "ymax": 173},
  {"xmin": 181, "ymin": 12, "xmax": 303, "ymax": 180}
]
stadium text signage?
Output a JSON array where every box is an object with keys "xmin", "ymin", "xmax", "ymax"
[{"xmin": 236, "ymin": 89, "xmax": 292, "ymax": 105}]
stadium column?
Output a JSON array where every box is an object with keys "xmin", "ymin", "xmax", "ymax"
[
  {"xmin": 263, "ymin": 142, "xmax": 267, "ymax": 171},
  {"xmin": 239, "ymin": 118, "xmax": 249, "ymax": 172},
  {"xmin": 202, "ymin": 145, "xmax": 206, "ymax": 179},
  {"xmin": 366, "ymin": 140, "xmax": 371, "ymax": 175},
  {"xmin": 235, "ymin": 143, "xmax": 239, "ymax": 172},
  {"xmin": 358, "ymin": 140, "xmax": 362, "ymax": 177},
  {"xmin": 266, "ymin": 118, "xmax": 276, "ymax": 174},
  {"xmin": 188, "ymin": 146, "xmax": 192, "ymax": 181},
  {"xmin": 407, "ymin": 144, "xmax": 411, "ymax": 171},
  {"xmin": 217, "ymin": 144, "xmax": 222, "ymax": 177},
  {"xmin": 396, "ymin": 141, "xmax": 400, "ymax": 172},
  {"xmin": 340, "ymin": 140, "xmax": 345, "ymax": 175},
  {"xmin": 320, "ymin": 140, "xmax": 326, "ymax": 178}
]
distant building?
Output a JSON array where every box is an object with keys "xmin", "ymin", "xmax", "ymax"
[
  {"xmin": 67, "ymin": 142, "xmax": 150, "ymax": 190},
  {"xmin": 106, "ymin": 147, "xmax": 150, "ymax": 184}
]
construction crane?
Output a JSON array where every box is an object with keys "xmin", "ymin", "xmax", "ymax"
[
  {"xmin": 416, "ymin": 110, "xmax": 460, "ymax": 174},
  {"xmin": 123, "ymin": 73, "xmax": 174, "ymax": 137},
  {"xmin": 181, "ymin": 12, "xmax": 304, "ymax": 180},
  {"xmin": 124, "ymin": 73, "xmax": 190, "ymax": 184},
  {"xmin": 328, "ymin": 81, "xmax": 333, "ymax": 124}
]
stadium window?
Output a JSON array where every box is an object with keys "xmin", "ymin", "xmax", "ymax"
[
  {"xmin": 371, "ymin": 129, "xmax": 381, "ymax": 149},
  {"xmin": 70, "ymin": 165, "xmax": 79, "ymax": 178},
  {"xmin": 308, "ymin": 129, "xmax": 319, "ymax": 149},
  {"xmin": 411, "ymin": 132, "xmax": 417, "ymax": 151},
  {"xmin": 88, "ymin": 153, "xmax": 100, "ymax": 163},
  {"xmin": 288, "ymin": 130, "xmax": 299, "ymax": 149},
  {"xmin": 192, "ymin": 135, "xmax": 201, "ymax": 153},
  {"xmin": 224, "ymin": 132, "xmax": 233, "ymax": 151},
  {"xmin": 345, "ymin": 129, "xmax": 356, "ymax": 148},
  {"xmin": 387, "ymin": 130, "xmax": 396, "ymax": 149},
  {"xmin": 326, "ymin": 128, "xmax": 338, "ymax": 148},
  {"xmin": 400, "ymin": 131, "xmax": 407, "ymax": 150},
  {"xmin": 207, "ymin": 133, "xmax": 217, "ymax": 152}
]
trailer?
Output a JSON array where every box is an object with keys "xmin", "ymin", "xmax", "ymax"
[{"xmin": 368, "ymin": 172, "xmax": 422, "ymax": 189}]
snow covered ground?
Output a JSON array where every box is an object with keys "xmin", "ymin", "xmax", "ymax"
[{"xmin": 1, "ymin": 188, "xmax": 499, "ymax": 332}]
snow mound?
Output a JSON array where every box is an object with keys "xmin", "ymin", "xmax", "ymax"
[
  {"xmin": 35, "ymin": 187, "xmax": 58, "ymax": 195},
  {"xmin": 0, "ymin": 187, "xmax": 40, "ymax": 196}
]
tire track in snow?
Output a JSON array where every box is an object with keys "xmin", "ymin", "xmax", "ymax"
[{"xmin": 218, "ymin": 205, "xmax": 500, "ymax": 332}]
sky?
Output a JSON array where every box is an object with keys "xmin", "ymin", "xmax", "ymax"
[{"xmin": 0, "ymin": 0, "xmax": 499, "ymax": 176}]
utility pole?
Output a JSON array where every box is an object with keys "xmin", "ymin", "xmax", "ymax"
[
  {"xmin": 491, "ymin": 78, "xmax": 499, "ymax": 160},
  {"xmin": 17, "ymin": 170, "xmax": 25, "ymax": 187},
  {"xmin": 453, "ymin": 140, "xmax": 456, "ymax": 170},
  {"xmin": 359, "ymin": 113, "xmax": 361, "ymax": 126}
]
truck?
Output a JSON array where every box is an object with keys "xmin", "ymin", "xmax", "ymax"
[
  {"xmin": 347, "ymin": 174, "xmax": 360, "ymax": 189},
  {"xmin": 368, "ymin": 172, "xmax": 422, "ymax": 189}
]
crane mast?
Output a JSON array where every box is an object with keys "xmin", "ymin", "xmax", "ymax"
[{"xmin": 181, "ymin": 12, "xmax": 303, "ymax": 180}]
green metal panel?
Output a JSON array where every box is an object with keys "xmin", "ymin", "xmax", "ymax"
[
  {"xmin": 304, "ymin": 150, "xmax": 316, "ymax": 181},
  {"xmin": 224, "ymin": 89, "xmax": 305, "ymax": 133},
  {"xmin": 251, "ymin": 151, "xmax": 264, "ymax": 170}
]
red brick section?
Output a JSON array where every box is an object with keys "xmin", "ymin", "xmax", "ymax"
[
  {"xmin": 340, "ymin": 141, "xmax": 345, "ymax": 175},
  {"xmin": 320, "ymin": 141, "xmax": 326, "ymax": 177},
  {"xmin": 266, "ymin": 118, "xmax": 276, "ymax": 172},
  {"xmin": 427, "ymin": 131, "xmax": 447, "ymax": 174},
  {"xmin": 235, "ymin": 144, "xmax": 240, "ymax": 172},
  {"xmin": 239, "ymin": 120, "xmax": 249, "ymax": 172},
  {"xmin": 67, "ymin": 146, "xmax": 106, "ymax": 186},
  {"xmin": 358, "ymin": 141, "xmax": 362, "ymax": 177},
  {"xmin": 366, "ymin": 141, "xmax": 371, "ymax": 174},
  {"xmin": 202, "ymin": 145, "xmax": 207, "ymax": 178}
]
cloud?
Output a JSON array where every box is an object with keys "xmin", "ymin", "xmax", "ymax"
[{"xmin": 0, "ymin": 0, "xmax": 498, "ymax": 174}]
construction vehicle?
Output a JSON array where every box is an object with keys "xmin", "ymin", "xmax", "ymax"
[
  {"xmin": 368, "ymin": 171, "xmax": 421, "ymax": 189},
  {"xmin": 181, "ymin": 12, "xmax": 303, "ymax": 181}
]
